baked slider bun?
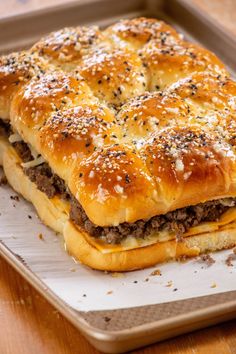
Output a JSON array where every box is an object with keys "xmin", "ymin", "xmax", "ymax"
[{"xmin": 0, "ymin": 18, "xmax": 236, "ymax": 271}]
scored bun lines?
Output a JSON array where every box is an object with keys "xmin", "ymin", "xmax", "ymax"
[
  {"xmin": 31, "ymin": 25, "xmax": 106, "ymax": 69},
  {"xmin": 140, "ymin": 126, "xmax": 236, "ymax": 213},
  {"xmin": 0, "ymin": 18, "xmax": 230, "ymax": 125},
  {"xmin": 29, "ymin": 18, "xmax": 228, "ymax": 106},
  {"xmin": 0, "ymin": 17, "xmax": 236, "ymax": 229},
  {"xmin": 167, "ymin": 71, "xmax": 236, "ymax": 109},
  {"xmin": 166, "ymin": 72, "xmax": 236, "ymax": 148},
  {"xmin": 104, "ymin": 17, "xmax": 181, "ymax": 50},
  {"xmin": 140, "ymin": 39, "xmax": 228, "ymax": 91},
  {"xmin": 117, "ymin": 91, "xmax": 195, "ymax": 139},
  {"xmin": 69, "ymin": 144, "xmax": 158, "ymax": 226},
  {"xmin": 10, "ymin": 70, "xmax": 98, "ymax": 152},
  {"xmin": 79, "ymin": 47, "xmax": 148, "ymax": 108},
  {"xmin": 39, "ymin": 104, "xmax": 121, "ymax": 181},
  {"xmin": 117, "ymin": 72, "xmax": 236, "ymax": 142}
]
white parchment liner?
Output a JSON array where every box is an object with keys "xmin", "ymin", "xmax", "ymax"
[{"xmin": 0, "ymin": 178, "xmax": 235, "ymax": 312}]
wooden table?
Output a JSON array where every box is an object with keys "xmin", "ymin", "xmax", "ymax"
[
  {"xmin": 1, "ymin": 255, "xmax": 236, "ymax": 354},
  {"xmin": 0, "ymin": 1, "xmax": 236, "ymax": 353}
]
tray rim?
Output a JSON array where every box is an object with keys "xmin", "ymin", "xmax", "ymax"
[
  {"xmin": 0, "ymin": 0, "xmax": 236, "ymax": 351},
  {"xmin": 1, "ymin": 238, "xmax": 236, "ymax": 343},
  {"xmin": 176, "ymin": 0, "xmax": 236, "ymax": 44},
  {"xmin": 0, "ymin": 0, "xmax": 115, "ymax": 24}
]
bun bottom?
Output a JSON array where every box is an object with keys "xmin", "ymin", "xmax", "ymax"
[
  {"xmin": 64, "ymin": 223, "xmax": 236, "ymax": 271},
  {"xmin": 1, "ymin": 137, "xmax": 236, "ymax": 271}
]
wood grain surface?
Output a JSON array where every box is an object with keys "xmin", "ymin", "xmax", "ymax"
[
  {"xmin": 0, "ymin": 0, "xmax": 236, "ymax": 353},
  {"xmin": 0, "ymin": 256, "xmax": 236, "ymax": 354}
]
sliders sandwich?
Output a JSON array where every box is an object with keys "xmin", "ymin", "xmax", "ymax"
[{"xmin": 0, "ymin": 18, "xmax": 236, "ymax": 271}]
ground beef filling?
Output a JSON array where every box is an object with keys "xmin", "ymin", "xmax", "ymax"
[
  {"xmin": 69, "ymin": 197, "xmax": 235, "ymax": 244},
  {"xmin": 3, "ymin": 136, "xmax": 236, "ymax": 244},
  {"xmin": 0, "ymin": 120, "xmax": 11, "ymax": 138}
]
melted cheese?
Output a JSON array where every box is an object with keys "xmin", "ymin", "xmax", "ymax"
[
  {"xmin": 9, "ymin": 133, "xmax": 22, "ymax": 143},
  {"xmin": 77, "ymin": 207, "xmax": 236, "ymax": 254},
  {"xmin": 52, "ymin": 196, "xmax": 70, "ymax": 215},
  {"xmin": 21, "ymin": 155, "xmax": 45, "ymax": 168}
]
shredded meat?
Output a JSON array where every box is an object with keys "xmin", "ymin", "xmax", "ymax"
[{"xmin": 5, "ymin": 138, "xmax": 236, "ymax": 244}]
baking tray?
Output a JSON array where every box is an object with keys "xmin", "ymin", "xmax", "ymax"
[{"xmin": 0, "ymin": 0, "xmax": 236, "ymax": 352}]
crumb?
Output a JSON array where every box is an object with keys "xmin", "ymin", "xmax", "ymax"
[
  {"xmin": 177, "ymin": 255, "xmax": 189, "ymax": 263},
  {"xmin": 70, "ymin": 268, "xmax": 76, "ymax": 272},
  {"xmin": 165, "ymin": 280, "xmax": 173, "ymax": 287},
  {"xmin": 225, "ymin": 253, "xmax": 236, "ymax": 267},
  {"xmin": 176, "ymin": 232, "xmax": 184, "ymax": 243},
  {"xmin": 53, "ymin": 310, "xmax": 59, "ymax": 317},
  {"xmin": 19, "ymin": 298, "xmax": 25, "ymax": 305},
  {"xmin": 173, "ymin": 288, "xmax": 178, "ymax": 292},
  {"xmin": 38, "ymin": 233, "xmax": 44, "ymax": 240},
  {"xmin": 111, "ymin": 272, "xmax": 124, "ymax": 278},
  {"xmin": 210, "ymin": 282, "xmax": 217, "ymax": 288},
  {"xmin": 0, "ymin": 175, "xmax": 7, "ymax": 186},
  {"xmin": 82, "ymin": 294, "xmax": 87, "ymax": 297},
  {"xmin": 144, "ymin": 278, "xmax": 149, "ymax": 282},
  {"xmin": 104, "ymin": 316, "xmax": 111, "ymax": 322},
  {"xmin": 133, "ymin": 280, "xmax": 138, "ymax": 284},
  {"xmin": 10, "ymin": 195, "xmax": 19, "ymax": 201},
  {"xmin": 150, "ymin": 269, "xmax": 162, "ymax": 276},
  {"xmin": 106, "ymin": 290, "xmax": 113, "ymax": 295},
  {"xmin": 28, "ymin": 215, "xmax": 32, "ymax": 219},
  {"xmin": 200, "ymin": 254, "xmax": 215, "ymax": 266}
]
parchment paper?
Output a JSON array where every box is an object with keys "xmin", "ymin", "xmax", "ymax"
[{"xmin": 0, "ymin": 179, "xmax": 235, "ymax": 312}]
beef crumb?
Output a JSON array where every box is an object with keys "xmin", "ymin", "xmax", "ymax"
[
  {"xmin": 225, "ymin": 253, "xmax": 236, "ymax": 266},
  {"xmin": 200, "ymin": 254, "xmax": 215, "ymax": 266},
  {"xmin": 38, "ymin": 233, "xmax": 44, "ymax": 240},
  {"xmin": 10, "ymin": 195, "xmax": 19, "ymax": 201},
  {"xmin": 150, "ymin": 269, "xmax": 162, "ymax": 276},
  {"xmin": 0, "ymin": 174, "xmax": 7, "ymax": 186}
]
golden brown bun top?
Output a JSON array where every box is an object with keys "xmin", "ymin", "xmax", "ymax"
[
  {"xmin": 104, "ymin": 17, "xmax": 181, "ymax": 49},
  {"xmin": 31, "ymin": 25, "xmax": 105, "ymax": 64},
  {"xmin": 0, "ymin": 51, "xmax": 48, "ymax": 119},
  {"xmin": 1, "ymin": 17, "xmax": 236, "ymax": 226}
]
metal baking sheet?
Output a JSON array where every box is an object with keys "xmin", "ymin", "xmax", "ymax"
[{"xmin": 0, "ymin": 0, "xmax": 236, "ymax": 352}]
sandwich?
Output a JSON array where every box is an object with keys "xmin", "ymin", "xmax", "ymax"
[{"xmin": 0, "ymin": 17, "xmax": 236, "ymax": 271}]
